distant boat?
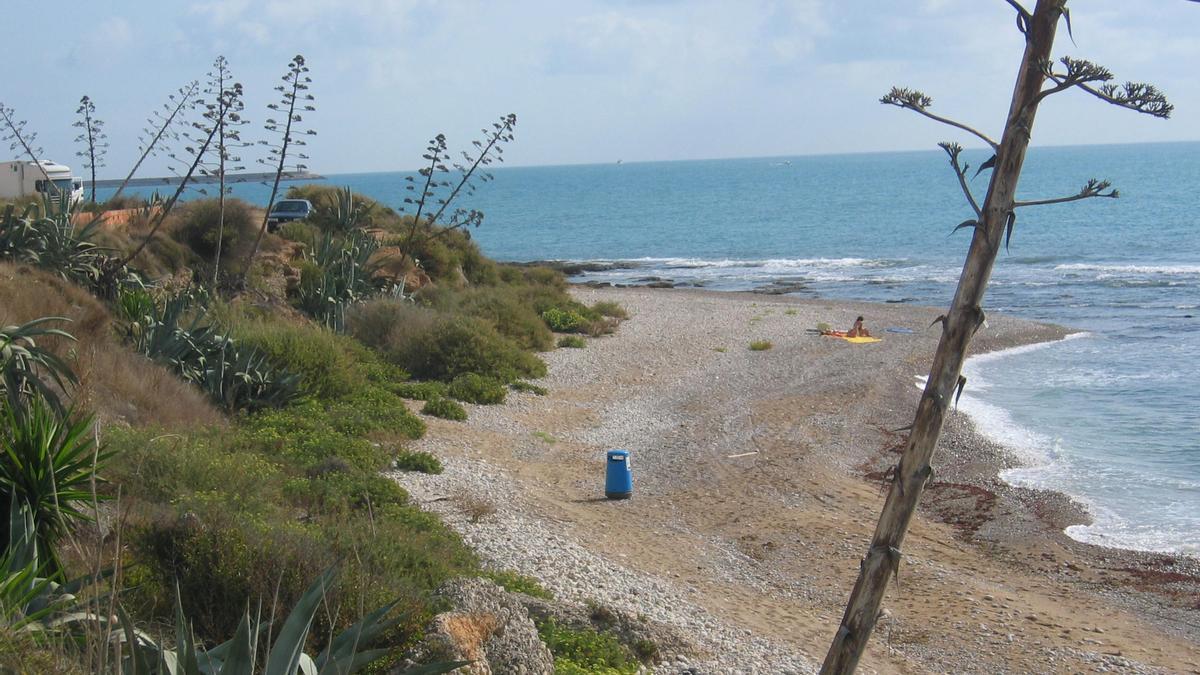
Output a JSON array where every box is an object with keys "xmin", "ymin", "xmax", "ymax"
[{"xmin": 616, "ymin": 159, "xmax": 623, "ymax": 165}]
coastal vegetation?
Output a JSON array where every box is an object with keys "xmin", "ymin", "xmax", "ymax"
[
  {"xmin": 821, "ymin": 2, "xmax": 1174, "ymax": 672},
  {"xmin": 0, "ymin": 52, "xmax": 631, "ymax": 672}
]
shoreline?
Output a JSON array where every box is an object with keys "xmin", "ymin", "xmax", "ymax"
[{"xmin": 394, "ymin": 286, "xmax": 1200, "ymax": 673}]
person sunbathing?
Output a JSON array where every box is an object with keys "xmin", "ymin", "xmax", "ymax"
[{"xmin": 846, "ymin": 316, "xmax": 870, "ymax": 338}]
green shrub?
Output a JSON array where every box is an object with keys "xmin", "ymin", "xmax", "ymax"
[
  {"xmin": 536, "ymin": 619, "xmax": 639, "ymax": 675},
  {"xmin": 283, "ymin": 470, "xmax": 409, "ymax": 515},
  {"xmin": 749, "ymin": 340, "xmax": 773, "ymax": 351},
  {"xmin": 422, "ymin": 397, "xmax": 467, "ymax": 421},
  {"xmin": 392, "ymin": 381, "xmax": 449, "ymax": 401},
  {"xmin": 422, "ymin": 286, "xmax": 554, "ymax": 351},
  {"xmin": 175, "ymin": 198, "xmax": 256, "ymax": 261},
  {"xmin": 393, "ymin": 449, "xmax": 443, "ymax": 474},
  {"xmin": 351, "ymin": 301, "xmax": 545, "ymax": 383},
  {"xmin": 105, "ymin": 428, "xmax": 280, "ymax": 511},
  {"xmin": 277, "ymin": 219, "xmax": 320, "ymax": 248},
  {"xmin": 327, "ymin": 387, "xmax": 425, "ymax": 439},
  {"xmin": 557, "ymin": 335, "xmax": 586, "ymax": 349},
  {"xmin": 238, "ymin": 396, "xmax": 418, "ymax": 472},
  {"xmin": 510, "ymin": 381, "xmax": 548, "ymax": 396},
  {"xmin": 541, "ymin": 307, "xmax": 586, "ymax": 333},
  {"xmin": 322, "ymin": 502, "xmax": 480, "ymax": 646},
  {"xmin": 448, "ymin": 373, "xmax": 506, "ymax": 405},
  {"xmin": 134, "ymin": 501, "xmax": 334, "ymax": 641},
  {"xmin": 124, "ymin": 291, "xmax": 301, "ymax": 412},
  {"xmin": 484, "ymin": 570, "xmax": 553, "ymax": 600},
  {"xmin": 591, "ymin": 301, "xmax": 628, "ymax": 319},
  {"xmin": 232, "ymin": 318, "xmax": 364, "ymax": 400}
]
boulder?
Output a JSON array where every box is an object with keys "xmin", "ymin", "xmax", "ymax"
[{"xmin": 415, "ymin": 578, "xmax": 554, "ymax": 675}]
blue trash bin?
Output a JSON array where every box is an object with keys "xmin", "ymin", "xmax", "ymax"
[{"xmin": 605, "ymin": 449, "xmax": 632, "ymax": 499}]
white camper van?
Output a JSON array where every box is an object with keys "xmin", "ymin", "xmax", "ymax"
[{"xmin": 0, "ymin": 160, "xmax": 84, "ymax": 204}]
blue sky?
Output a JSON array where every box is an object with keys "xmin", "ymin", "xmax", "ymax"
[{"xmin": 5, "ymin": 1, "xmax": 1198, "ymax": 177}]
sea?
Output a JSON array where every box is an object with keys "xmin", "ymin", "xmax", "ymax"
[{"xmin": 101, "ymin": 141, "xmax": 1200, "ymax": 557}]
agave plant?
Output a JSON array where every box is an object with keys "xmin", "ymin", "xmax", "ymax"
[
  {"xmin": 121, "ymin": 289, "xmax": 301, "ymax": 412},
  {"xmin": 0, "ymin": 317, "xmax": 78, "ymax": 415},
  {"xmin": 0, "ymin": 194, "xmax": 138, "ymax": 297},
  {"xmin": 0, "ymin": 202, "xmax": 42, "ymax": 262},
  {"xmin": 294, "ymin": 230, "xmax": 380, "ymax": 332},
  {"xmin": 201, "ymin": 336, "xmax": 301, "ymax": 413},
  {"xmin": 323, "ymin": 186, "xmax": 368, "ymax": 234},
  {"xmin": 0, "ymin": 398, "xmax": 112, "ymax": 577}
]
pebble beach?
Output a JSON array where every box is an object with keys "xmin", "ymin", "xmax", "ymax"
[{"xmin": 392, "ymin": 286, "xmax": 1200, "ymax": 674}]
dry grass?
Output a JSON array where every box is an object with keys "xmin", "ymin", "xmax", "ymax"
[
  {"xmin": 0, "ymin": 263, "xmax": 222, "ymax": 429},
  {"xmin": 456, "ymin": 491, "xmax": 498, "ymax": 524}
]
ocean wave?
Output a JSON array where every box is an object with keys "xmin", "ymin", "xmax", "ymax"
[
  {"xmin": 1054, "ymin": 263, "xmax": 1200, "ymax": 276},
  {"xmin": 617, "ymin": 256, "xmax": 908, "ymax": 271},
  {"xmin": 962, "ymin": 331, "xmax": 1091, "ymax": 371}
]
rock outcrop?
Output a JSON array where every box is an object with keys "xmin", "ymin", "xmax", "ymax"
[{"xmin": 415, "ymin": 578, "xmax": 554, "ymax": 675}]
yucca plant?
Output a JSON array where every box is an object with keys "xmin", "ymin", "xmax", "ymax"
[
  {"xmin": 0, "ymin": 317, "xmax": 77, "ymax": 416},
  {"xmin": 1, "ymin": 497, "xmax": 109, "ymax": 632},
  {"xmin": 0, "ymin": 398, "xmax": 111, "ymax": 578}
]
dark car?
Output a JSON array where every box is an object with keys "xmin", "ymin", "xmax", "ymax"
[{"xmin": 266, "ymin": 199, "xmax": 313, "ymax": 231}]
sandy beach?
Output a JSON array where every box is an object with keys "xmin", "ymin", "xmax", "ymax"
[{"xmin": 394, "ymin": 286, "xmax": 1200, "ymax": 674}]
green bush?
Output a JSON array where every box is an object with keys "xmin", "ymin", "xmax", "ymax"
[
  {"xmin": 277, "ymin": 219, "xmax": 320, "ymax": 248},
  {"xmin": 422, "ymin": 397, "xmax": 467, "ymax": 421},
  {"xmin": 484, "ymin": 570, "xmax": 553, "ymax": 600},
  {"xmin": 238, "ymin": 393, "xmax": 421, "ymax": 472},
  {"xmin": 557, "ymin": 335, "xmax": 586, "ymax": 349},
  {"xmin": 749, "ymin": 340, "xmax": 773, "ymax": 351},
  {"xmin": 232, "ymin": 318, "xmax": 365, "ymax": 400},
  {"xmin": 105, "ymin": 428, "xmax": 280, "ymax": 511},
  {"xmin": 175, "ymin": 198, "xmax": 256, "ymax": 261},
  {"xmin": 350, "ymin": 300, "xmax": 545, "ymax": 384},
  {"xmin": 134, "ymin": 501, "xmax": 334, "ymax": 641},
  {"xmin": 448, "ymin": 373, "xmax": 506, "ymax": 405},
  {"xmin": 509, "ymin": 381, "xmax": 548, "ymax": 396},
  {"xmin": 591, "ymin": 301, "xmax": 628, "ymax": 319},
  {"xmin": 541, "ymin": 307, "xmax": 586, "ymax": 333},
  {"xmin": 283, "ymin": 470, "xmax": 409, "ymax": 515},
  {"xmin": 0, "ymin": 400, "xmax": 111, "ymax": 569},
  {"xmin": 327, "ymin": 387, "xmax": 425, "ymax": 439},
  {"xmin": 392, "ymin": 381, "xmax": 449, "ymax": 401},
  {"xmin": 536, "ymin": 619, "xmax": 639, "ymax": 675},
  {"xmin": 393, "ymin": 449, "xmax": 443, "ymax": 474},
  {"xmin": 422, "ymin": 286, "xmax": 554, "ymax": 351}
]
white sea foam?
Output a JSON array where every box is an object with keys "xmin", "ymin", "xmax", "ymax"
[
  {"xmin": 955, "ymin": 334, "xmax": 1199, "ymax": 558},
  {"xmin": 963, "ymin": 331, "xmax": 1090, "ymax": 371},
  {"xmin": 623, "ymin": 256, "xmax": 902, "ymax": 270},
  {"xmin": 1054, "ymin": 262, "xmax": 1200, "ymax": 276}
]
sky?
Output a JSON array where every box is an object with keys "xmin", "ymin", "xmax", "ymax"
[{"xmin": 4, "ymin": 0, "xmax": 1198, "ymax": 177}]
